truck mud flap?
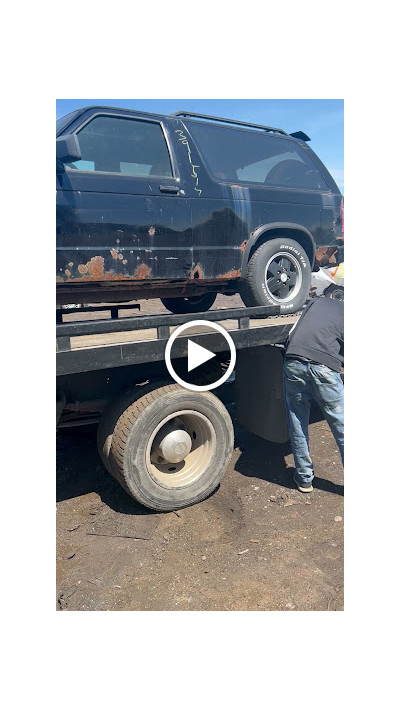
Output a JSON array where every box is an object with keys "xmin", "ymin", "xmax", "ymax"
[{"xmin": 235, "ymin": 345, "xmax": 289, "ymax": 443}]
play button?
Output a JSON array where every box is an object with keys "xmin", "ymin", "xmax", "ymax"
[
  {"xmin": 187, "ymin": 339, "xmax": 216, "ymax": 372},
  {"xmin": 165, "ymin": 319, "xmax": 236, "ymax": 392}
]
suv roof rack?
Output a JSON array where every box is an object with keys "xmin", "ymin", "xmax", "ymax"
[{"xmin": 169, "ymin": 111, "xmax": 288, "ymax": 136}]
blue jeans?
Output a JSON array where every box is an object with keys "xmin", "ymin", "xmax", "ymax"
[{"xmin": 283, "ymin": 358, "xmax": 344, "ymax": 485}]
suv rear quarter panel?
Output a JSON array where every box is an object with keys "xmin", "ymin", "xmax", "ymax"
[{"xmin": 180, "ymin": 121, "xmax": 341, "ymax": 277}]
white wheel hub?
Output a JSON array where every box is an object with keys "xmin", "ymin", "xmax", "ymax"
[
  {"xmin": 152, "ymin": 418, "xmax": 192, "ymax": 463},
  {"xmin": 146, "ymin": 410, "xmax": 217, "ymax": 488}
]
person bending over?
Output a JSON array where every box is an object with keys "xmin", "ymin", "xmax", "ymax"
[{"xmin": 283, "ymin": 297, "xmax": 344, "ymax": 493}]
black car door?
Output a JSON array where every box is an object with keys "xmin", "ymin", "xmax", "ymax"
[{"xmin": 56, "ymin": 110, "xmax": 193, "ymax": 284}]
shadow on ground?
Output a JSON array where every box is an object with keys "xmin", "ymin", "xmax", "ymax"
[
  {"xmin": 56, "ymin": 426, "xmax": 152, "ymax": 516},
  {"xmin": 233, "ymin": 400, "xmax": 344, "ymax": 497}
]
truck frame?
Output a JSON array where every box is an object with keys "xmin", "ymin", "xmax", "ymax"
[{"xmin": 56, "ymin": 303, "xmax": 297, "ymax": 511}]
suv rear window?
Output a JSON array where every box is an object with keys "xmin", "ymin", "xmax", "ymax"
[
  {"xmin": 186, "ymin": 121, "xmax": 327, "ymax": 190},
  {"xmin": 66, "ymin": 115, "xmax": 173, "ymax": 177}
]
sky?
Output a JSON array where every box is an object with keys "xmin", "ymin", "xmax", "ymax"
[{"xmin": 56, "ymin": 99, "xmax": 344, "ymax": 191}]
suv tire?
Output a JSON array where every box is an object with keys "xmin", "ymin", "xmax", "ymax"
[
  {"xmin": 161, "ymin": 293, "xmax": 217, "ymax": 314},
  {"xmin": 241, "ymin": 237, "xmax": 312, "ymax": 312}
]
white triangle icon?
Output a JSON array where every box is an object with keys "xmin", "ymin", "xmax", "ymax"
[{"xmin": 187, "ymin": 339, "xmax": 216, "ymax": 372}]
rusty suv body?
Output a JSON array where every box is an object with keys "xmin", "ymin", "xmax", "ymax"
[{"xmin": 56, "ymin": 106, "xmax": 343, "ymax": 311}]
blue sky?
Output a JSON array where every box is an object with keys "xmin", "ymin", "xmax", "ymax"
[{"xmin": 56, "ymin": 99, "xmax": 344, "ymax": 191}]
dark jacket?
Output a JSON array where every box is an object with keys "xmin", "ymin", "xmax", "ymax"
[{"xmin": 285, "ymin": 297, "xmax": 344, "ymax": 372}]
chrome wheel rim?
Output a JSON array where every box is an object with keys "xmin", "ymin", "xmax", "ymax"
[
  {"xmin": 145, "ymin": 410, "xmax": 216, "ymax": 488},
  {"xmin": 327, "ymin": 287, "xmax": 344, "ymax": 301},
  {"xmin": 264, "ymin": 252, "xmax": 302, "ymax": 303}
]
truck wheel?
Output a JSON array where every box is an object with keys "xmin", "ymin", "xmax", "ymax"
[
  {"xmin": 160, "ymin": 293, "xmax": 217, "ymax": 314},
  {"xmin": 241, "ymin": 238, "xmax": 311, "ymax": 312},
  {"xmin": 324, "ymin": 284, "xmax": 344, "ymax": 301},
  {"xmin": 97, "ymin": 383, "xmax": 233, "ymax": 511},
  {"xmin": 97, "ymin": 384, "xmax": 151, "ymax": 475}
]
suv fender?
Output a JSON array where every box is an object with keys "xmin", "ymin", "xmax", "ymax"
[{"xmin": 241, "ymin": 222, "xmax": 316, "ymax": 274}]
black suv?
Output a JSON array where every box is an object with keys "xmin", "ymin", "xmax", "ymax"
[{"xmin": 56, "ymin": 107, "xmax": 343, "ymax": 313}]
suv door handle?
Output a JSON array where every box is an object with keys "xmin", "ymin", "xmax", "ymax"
[{"xmin": 159, "ymin": 185, "xmax": 179, "ymax": 194}]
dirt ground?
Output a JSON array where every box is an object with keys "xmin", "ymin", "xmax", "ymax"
[{"xmin": 56, "ymin": 296, "xmax": 344, "ymax": 611}]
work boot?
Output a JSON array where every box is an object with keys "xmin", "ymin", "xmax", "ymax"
[{"xmin": 293, "ymin": 475, "xmax": 313, "ymax": 493}]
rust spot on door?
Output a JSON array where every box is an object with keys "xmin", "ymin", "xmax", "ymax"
[
  {"xmin": 57, "ymin": 256, "xmax": 151, "ymax": 282},
  {"xmin": 190, "ymin": 265, "xmax": 204, "ymax": 279},
  {"xmin": 110, "ymin": 248, "xmax": 119, "ymax": 259},
  {"xmin": 219, "ymin": 269, "xmax": 241, "ymax": 279},
  {"xmin": 148, "ymin": 226, "xmax": 156, "ymax": 236},
  {"xmin": 87, "ymin": 255, "xmax": 105, "ymax": 278},
  {"xmin": 103, "ymin": 272, "xmax": 125, "ymax": 280},
  {"xmin": 57, "ymin": 256, "xmax": 103, "ymax": 281},
  {"xmin": 133, "ymin": 263, "xmax": 151, "ymax": 279}
]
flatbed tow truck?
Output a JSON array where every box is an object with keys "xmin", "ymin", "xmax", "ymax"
[{"xmin": 56, "ymin": 303, "xmax": 299, "ymax": 511}]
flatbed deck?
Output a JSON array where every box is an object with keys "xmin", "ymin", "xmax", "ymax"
[{"xmin": 56, "ymin": 304, "xmax": 299, "ymax": 376}]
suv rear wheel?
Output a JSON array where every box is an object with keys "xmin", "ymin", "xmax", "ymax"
[
  {"xmin": 241, "ymin": 237, "xmax": 312, "ymax": 312},
  {"xmin": 161, "ymin": 293, "xmax": 217, "ymax": 314}
]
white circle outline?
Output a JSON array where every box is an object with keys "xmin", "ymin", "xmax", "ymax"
[{"xmin": 165, "ymin": 320, "xmax": 236, "ymax": 392}]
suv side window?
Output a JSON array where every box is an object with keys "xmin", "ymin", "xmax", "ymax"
[
  {"xmin": 186, "ymin": 121, "xmax": 328, "ymax": 190},
  {"xmin": 66, "ymin": 115, "xmax": 173, "ymax": 177}
]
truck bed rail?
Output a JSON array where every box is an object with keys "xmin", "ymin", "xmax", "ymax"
[{"xmin": 56, "ymin": 305, "xmax": 298, "ymax": 377}]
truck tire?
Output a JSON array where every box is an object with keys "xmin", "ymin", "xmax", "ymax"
[
  {"xmin": 97, "ymin": 383, "xmax": 154, "ymax": 475},
  {"xmin": 241, "ymin": 237, "xmax": 312, "ymax": 312},
  {"xmin": 97, "ymin": 383, "xmax": 233, "ymax": 511},
  {"xmin": 160, "ymin": 293, "xmax": 217, "ymax": 314}
]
